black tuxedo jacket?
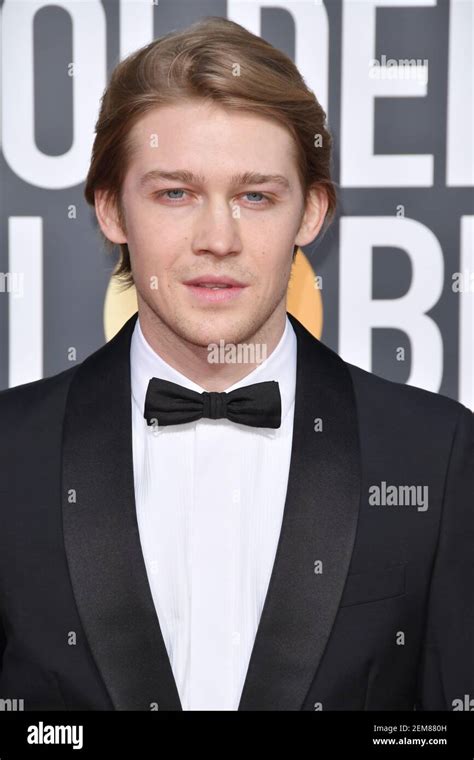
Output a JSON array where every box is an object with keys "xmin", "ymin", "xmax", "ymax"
[{"xmin": 0, "ymin": 311, "xmax": 472, "ymax": 711}]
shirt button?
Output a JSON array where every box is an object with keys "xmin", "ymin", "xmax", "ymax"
[{"xmin": 232, "ymin": 631, "xmax": 241, "ymax": 646}]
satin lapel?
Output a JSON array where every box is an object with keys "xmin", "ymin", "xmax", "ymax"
[
  {"xmin": 238, "ymin": 312, "xmax": 361, "ymax": 710},
  {"xmin": 61, "ymin": 311, "xmax": 182, "ymax": 711}
]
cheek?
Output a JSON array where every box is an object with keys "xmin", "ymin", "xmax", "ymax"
[
  {"xmin": 245, "ymin": 208, "xmax": 299, "ymax": 245},
  {"xmin": 131, "ymin": 202, "xmax": 158, "ymax": 233},
  {"xmin": 255, "ymin": 255, "xmax": 292, "ymax": 288},
  {"xmin": 126, "ymin": 225, "xmax": 178, "ymax": 281},
  {"xmin": 125, "ymin": 205, "xmax": 160, "ymax": 251},
  {"xmin": 132, "ymin": 209, "xmax": 186, "ymax": 254}
]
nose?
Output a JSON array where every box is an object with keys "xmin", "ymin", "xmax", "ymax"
[{"xmin": 192, "ymin": 197, "xmax": 242, "ymax": 257}]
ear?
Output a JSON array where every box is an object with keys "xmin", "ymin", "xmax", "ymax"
[
  {"xmin": 294, "ymin": 186, "xmax": 329, "ymax": 248},
  {"xmin": 94, "ymin": 189, "xmax": 128, "ymax": 244}
]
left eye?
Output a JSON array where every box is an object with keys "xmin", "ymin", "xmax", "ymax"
[
  {"xmin": 243, "ymin": 192, "xmax": 267, "ymax": 203},
  {"xmin": 161, "ymin": 189, "xmax": 186, "ymax": 200}
]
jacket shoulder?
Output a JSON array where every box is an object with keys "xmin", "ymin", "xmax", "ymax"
[
  {"xmin": 345, "ymin": 359, "xmax": 471, "ymax": 430},
  {"xmin": 292, "ymin": 314, "xmax": 470, "ymax": 427},
  {"xmin": 0, "ymin": 365, "xmax": 78, "ymax": 427}
]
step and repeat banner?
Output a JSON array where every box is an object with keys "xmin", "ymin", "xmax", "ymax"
[{"xmin": 0, "ymin": 0, "xmax": 472, "ymax": 407}]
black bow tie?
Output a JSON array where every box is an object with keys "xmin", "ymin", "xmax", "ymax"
[{"xmin": 144, "ymin": 377, "xmax": 282, "ymax": 429}]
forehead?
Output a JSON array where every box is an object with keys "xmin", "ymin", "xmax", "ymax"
[{"xmin": 126, "ymin": 100, "xmax": 299, "ymax": 178}]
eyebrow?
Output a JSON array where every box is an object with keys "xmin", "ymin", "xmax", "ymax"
[{"xmin": 138, "ymin": 169, "xmax": 291, "ymax": 191}]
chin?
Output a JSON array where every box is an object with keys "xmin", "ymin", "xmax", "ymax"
[
  {"xmin": 181, "ymin": 325, "xmax": 237, "ymax": 350},
  {"xmin": 186, "ymin": 327, "xmax": 232, "ymax": 348},
  {"xmin": 174, "ymin": 309, "xmax": 260, "ymax": 346}
]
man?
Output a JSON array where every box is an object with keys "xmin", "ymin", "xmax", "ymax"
[{"xmin": 0, "ymin": 17, "xmax": 472, "ymax": 711}]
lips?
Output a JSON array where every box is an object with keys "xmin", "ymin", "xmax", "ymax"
[
  {"xmin": 184, "ymin": 275, "xmax": 247, "ymax": 288},
  {"xmin": 184, "ymin": 276, "xmax": 248, "ymax": 303},
  {"xmin": 195, "ymin": 283, "xmax": 232, "ymax": 289}
]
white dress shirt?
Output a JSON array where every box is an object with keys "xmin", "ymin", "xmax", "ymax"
[{"xmin": 130, "ymin": 314, "xmax": 297, "ymax": 710}]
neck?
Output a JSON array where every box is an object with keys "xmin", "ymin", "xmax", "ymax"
[{"xmin": 136, "ymin": 299, "xmax": 287, "ymax": 392}]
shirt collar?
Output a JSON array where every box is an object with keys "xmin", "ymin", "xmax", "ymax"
[{"xmin": 130, "ymin": 313, "xmax": 297, "ymax": 438}]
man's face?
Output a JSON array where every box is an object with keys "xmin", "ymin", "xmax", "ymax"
[{"xmin": 100, "ymin": 99, "xmax": 324, "ymax": 347}]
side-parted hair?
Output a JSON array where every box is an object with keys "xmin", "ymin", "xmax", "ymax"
[{"xmin": 84, "ymin": 16, "xmax": 337, "ymax": 290}]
